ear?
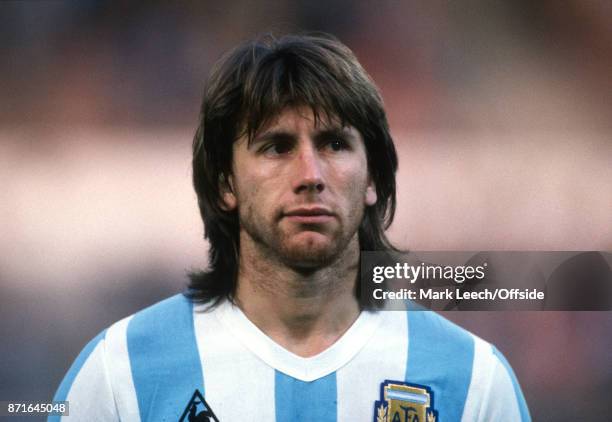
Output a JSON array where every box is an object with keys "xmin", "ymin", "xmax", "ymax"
[
  {"xmin": 219, "ymin": 173, "xmax": 237, "ymax": 211},
  {"xmin": 365, "ymin": 177, "xmax": 377, "ymax": 206}
]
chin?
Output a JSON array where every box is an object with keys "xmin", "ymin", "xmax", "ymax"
[{"xmin": 279, "ymin": 233, "xmax": 344, "ymax": 268}]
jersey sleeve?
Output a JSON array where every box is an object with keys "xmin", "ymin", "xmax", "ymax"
[
  {"xmin": 48, "ymin": 330, "xmax": 119, "ymax": 422},
  {"xmin": 476, "ymin": 346, "xmax": 531, "ymax": 422}
]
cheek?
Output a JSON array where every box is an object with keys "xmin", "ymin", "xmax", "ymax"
[
  {"xmin": 333, "ymin": 165, "xmax": 370, "ymax": 208},
  {"xmin": 342, "ymin": 161, "xmax": 375, "ymax": 213},
  {"xmin": 234, "ymin": 174, "xmax": 277, "ymax": 219},
  {"xmin": 336, "ymin": 160, "xmax": 369, "ymax": 191}
]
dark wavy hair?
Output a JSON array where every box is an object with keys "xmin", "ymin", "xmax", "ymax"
[{"xmin": 188, "ymin": 33, "xmax": 398, "ymax": 305}]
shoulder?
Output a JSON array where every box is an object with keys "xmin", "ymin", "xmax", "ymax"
[
  {"xmin": 51, "ymin": 324, "xmax": 118, "ymax": 420},
  {"xmin": 60, "ymin": 293, "xmax": 196, "ymax": 392},
  {"xmin": 117, "ymin": 293, "xmax": 194, "ymax": 339},
  {"xmin": 51, "ymin": 294, "xmax": 205, "ymax": 421},
  {"xmin": 89, "ymin": 294, "xmax": 191, "ymax": 352},
  {"xmin": 406, "ymin": 307, "xmax": 474, "ymax": 347},
  {"xmin": 465, "ymin": 340, "xmax": 531, "ymax": 422},
  {"xmin": 391, "ymin": 309, "xmax": 531, "ymax": 421},
  {"xmin": 377, "ymin": 308, "xmax": 476, "ymax": 372},
  {"xmin": 98, "ymin": 293, "xmax": 211, "ymax": 374}
]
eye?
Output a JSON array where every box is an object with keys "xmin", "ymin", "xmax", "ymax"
[
  {"xmin": 261, "ymin": 140, "xmax": 293, "ymax": 156},
  {"xmin": 324, "ymin": 138, "xmax": 350, "ymax": 152}
]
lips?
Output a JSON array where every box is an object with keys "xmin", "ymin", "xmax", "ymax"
[{"xmin": 283, "ymin": 206, "xmax": 335, "ymax": 223}]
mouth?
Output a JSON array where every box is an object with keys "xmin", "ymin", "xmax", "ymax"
[{"xmin": 282, "ymin": 206, "xmax": 335, "ymax": 224}]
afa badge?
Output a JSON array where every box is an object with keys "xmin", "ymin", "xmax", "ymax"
[{"xmin": 373, "ymin": 380, "xmax": 438, "ymax": 422}]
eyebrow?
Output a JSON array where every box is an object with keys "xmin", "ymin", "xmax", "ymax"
[
  {"xmin": 250, "ymin": 125, "xmax": 357, "ymax": 146},
  {"xmin": 315, "ymin": 127, "xmax": 357, "ymax": 141},
  {"xmin": 248, "ymin": 131, "xmax": 294, "ymax": 149}
]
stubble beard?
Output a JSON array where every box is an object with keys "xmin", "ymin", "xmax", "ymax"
[{"xmin": 239, "ymin": 205, "xmax": 363, "ymax": 271}]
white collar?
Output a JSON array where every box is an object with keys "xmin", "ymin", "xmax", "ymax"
[{"xmin": 212, "ymin": 299, "xmax": 381, "ymax": 382}]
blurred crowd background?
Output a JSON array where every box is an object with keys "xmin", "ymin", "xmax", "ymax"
[{"xmin": 1, "ymin": 1, "xmax": 611, "ymax": 420}]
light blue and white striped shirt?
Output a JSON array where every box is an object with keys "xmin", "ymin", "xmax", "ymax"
[{"xmin": 51, "ymin": 294, "xmax": 530, "ymax": 421}]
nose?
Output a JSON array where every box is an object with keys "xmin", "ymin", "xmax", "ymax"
[{"xmin": 292, "ymin": 142, "xmax": 325, "ymax": 195}]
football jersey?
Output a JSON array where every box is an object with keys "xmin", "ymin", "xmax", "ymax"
[{"xmin": 50, "ymin": 294, "xmax": 530, "ymax": 421}]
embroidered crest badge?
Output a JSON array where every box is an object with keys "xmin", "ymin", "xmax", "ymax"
[{"xmin": 373, "ymin": 380, "xmax": 438, "ymax": 422}]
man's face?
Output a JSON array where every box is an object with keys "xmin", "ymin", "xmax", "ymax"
[{"xmin": 222, "ymin": 107, "xmax": 377, "ymax": 269}]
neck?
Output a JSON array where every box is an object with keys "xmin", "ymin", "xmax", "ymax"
[{"xmin": 234, "ymin": 234, "xmax": 361, "ymax": 357}]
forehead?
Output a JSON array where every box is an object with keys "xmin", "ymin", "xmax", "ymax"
[{"xmin": 266, "ymin": 106, "xmax": 337, "ymax": 127}]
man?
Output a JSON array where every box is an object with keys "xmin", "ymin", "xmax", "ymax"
[{"xmin": 51, "ymin": 33, "xmax": 530, "ymax": 421}]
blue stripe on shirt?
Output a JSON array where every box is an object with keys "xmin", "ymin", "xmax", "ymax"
[
  {"xmin": 49, "ymin": 329, "xmax": 106, "ymax": 422},
  {"xmin": 275, "ymin": 370, "xmax": 337, "ymax": 422},
  {"xmin": 127, "ymin": 294, "xmax": 204, "ymax": 421},
  {"xmin": 492, "ymin": 346, "xmax": 531, "ymax": 422},
  {"xmin": 405, "ymin": 310, "xmax": 475, "ymax": 421}
]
